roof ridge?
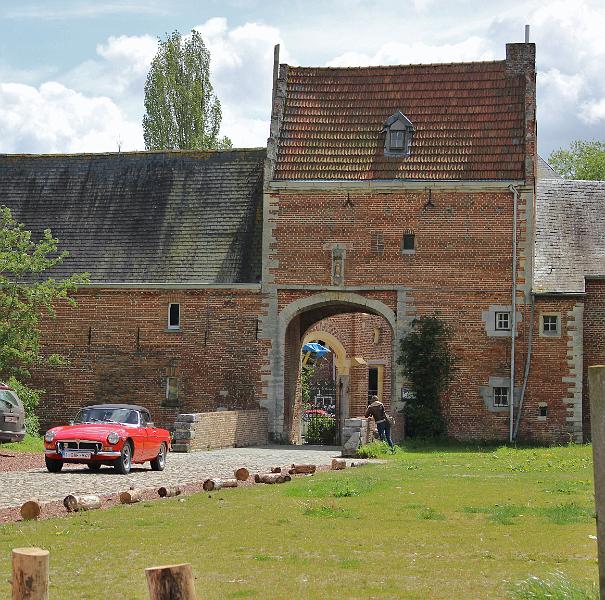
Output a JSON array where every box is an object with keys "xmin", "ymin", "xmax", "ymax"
[
  {"xmin": 284, "ymin": 59, "xmax": 506, "ymax": 71},
  {"xmin": 0, "ymin": 148, "xmax": 266, "ymax": 159}
]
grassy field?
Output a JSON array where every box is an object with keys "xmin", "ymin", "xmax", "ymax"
[
  {"xmin": 0, "ymin": 442, "xmax": 598, "ymax": 599},
  {"xmin": 0, "ymin": 434, "xmax": 44, "ymax": 452}
]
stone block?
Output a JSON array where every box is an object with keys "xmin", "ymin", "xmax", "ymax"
[
  {"xmin": 173, "ymin": 430, "xmax": 196, "ymax": 440},
  {"xmin": 175, "ymin": 413, "xmax": 201, "ymax": 423},
  {"xmin": 171, "ymin": 443, "xmax": 191, "ymax": 453}
]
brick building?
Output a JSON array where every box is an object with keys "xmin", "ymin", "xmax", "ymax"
[{"xmin": 2, "ymin": 40, "xmax": 603, "ymax": 444}]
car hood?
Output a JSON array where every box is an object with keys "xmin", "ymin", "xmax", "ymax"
[{"xmin": 50, "ymin": 423, "xmax": 131, "ymax": 440}]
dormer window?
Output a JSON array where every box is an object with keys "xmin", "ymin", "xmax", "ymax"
[{"xmin": 383, "ymin": 111, "xmax": 414, "ymax": 156}]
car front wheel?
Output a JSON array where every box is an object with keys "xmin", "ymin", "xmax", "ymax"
[
  {"xmin": 45, "ymin": 457, "xmax": 63, "ymax": 473},
  {"xmin": 150, "ymin": 443, "xmax": 167, "ymax": 471},
  {"xmin": 114, "ymin": 441, "xmax": 132, "ymax": 475}
]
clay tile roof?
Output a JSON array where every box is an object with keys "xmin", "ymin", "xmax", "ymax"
[
  {"xmin": 274, "ymin": 61, "xmax": 526, "ymax": 181},
  {"xmin": 534, "ymin": 179, "xmax": 605, "ymax": 294},
  {"xmin": 0, "ymin": 149, "xmax": 265, "ymax": 284}
]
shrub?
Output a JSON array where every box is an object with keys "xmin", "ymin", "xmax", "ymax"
[
  {"xmin": 305, "ymin": 416, "xmax": 336, "ymax": 445},
  {"xmin": 397, "ymin": 315, "xmax": 456, "ymax": 437},
  {"xmin": 6, "ymin": 377, "xmax": 41, "ymax": 436},
  {"xmin": 355, "ymin": 441, "xmax": 392, "ymax": 458}
]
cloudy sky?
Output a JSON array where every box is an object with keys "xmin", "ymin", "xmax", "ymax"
[{"xmin": 0, "ymin": 0, "xmax": 604, "ymax": 158}]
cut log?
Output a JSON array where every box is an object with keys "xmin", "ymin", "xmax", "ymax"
[
  {"xmin": 234, "ymin": 467, "xmax": 250, "ymax": 481},
  {"xmin": 119, "ymin": 489, "xmax": 143, "ymax": 504},
  {"xmin": 145, "ymin": 563, "xmax": 196, "ymax": 600},
  {"xmin": 202, "ymin": 478, "xmax": 238, "ymax": 492},
  {"xmin": 331, "ymin": 458, "xmax": 347, "ymax": 471},
  {"xmin": 63, "ymin": 494, "xmax": 102, "ymax": 512},
  {"xmin": 158, "ymin": 486, "xmax": 182, "ymax": 498},
  {"xmin": 288, "ymin": 464, "xmax": 317, "ymax": 475},
  {"xmin": 12, "ymin": 547, "xmax": 49, "ymax": 600},
  {"xmin": 270, "ymin": 466, "xmax": 282, "ymax": 473},
  {"xmin": 20, "ymin": 500, "xmax": 41, "ymax": 521},
  {"xmin": 254, "ymin": 473, "xmax": 291, "ymax": 484}
]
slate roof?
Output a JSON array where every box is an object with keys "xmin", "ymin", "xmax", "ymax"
[
  {"xmin": 0, "ymin": 149, "xmax": 265, "ymax": 284},
  {"xmin": 274, "ymin": 60, "xmax": 527, "ymax": 181},
  {"xmin": 536, "ymin": 155, "xmax": 561, "ymax": 180},
  {"xmin": 534, "ymin": 179, "xmax": 605, "ymax": 294}
]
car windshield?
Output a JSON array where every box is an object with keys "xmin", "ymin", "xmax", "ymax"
[
  {"xmin": 74, "ymin": 407, "xmax": 138, "ymax": 426},
  {"xmin": 0, "ymin": 389, "xmax": 22, "ymax": 410}
]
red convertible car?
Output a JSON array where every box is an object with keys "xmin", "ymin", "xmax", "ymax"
[{"xmin": 43, "ymin": 404, "xmax": 171, "ymax": 474}]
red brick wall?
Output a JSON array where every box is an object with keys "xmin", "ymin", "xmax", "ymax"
[
  {"xmin": 584, "ymin": 279, "xmax": 605, "ymax": 436},
  {"xmin": 266, "ymin": 188, "xmax": 574, "ymax": 442},
  {"xmin": 33, "ymin": 288, "xmax": 264, "ymax": 431}
]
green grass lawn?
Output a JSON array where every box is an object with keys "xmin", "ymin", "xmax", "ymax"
[
  {"xmin": 0, "ymin": 442, "xmax": 598, "ymax": 599},
  {"xmin": 0, "ymin": 434, "xmax": 44, "ymax": 453}
]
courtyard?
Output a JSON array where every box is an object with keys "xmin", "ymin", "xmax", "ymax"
[{"xmin": 0, "ymin": 442, "xmax": 597, "ymax": 599}]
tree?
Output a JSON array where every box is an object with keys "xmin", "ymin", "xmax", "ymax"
[
  {"xmin": 549, "ymin": 140, "xmax": 605, "ymax": 180},
  {"xmin": 0, "ymin": 206, "xmax": 88, "ymax": 432},
  {"xmin": 143, "ymin": 30, "xmax": 232, "ymax": 151},
  {"xmin": 397, "ymin": 316, "xmax": 456, "ymax": 437}
]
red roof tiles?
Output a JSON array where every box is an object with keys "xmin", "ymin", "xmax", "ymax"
[{"xmin": 274, "ymin": 61, "xmax": 527, "ymax": 181}]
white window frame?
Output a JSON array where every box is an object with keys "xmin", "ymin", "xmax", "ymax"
[
  {"xmin": 540, "ymin": 313, "xmax": 561, "ymax": 337},
  {"xmin": 494, "ymin": 311, "xmax": 511, "ymax": 331},
  {"xmin": 167, "ymin": 303, "xmax": 180, "ymax": 330},
  {"xmin": 493, "ymin": 386, "xmax": 510, "ymax": 408}
]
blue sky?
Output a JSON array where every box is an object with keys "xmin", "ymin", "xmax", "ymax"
[{"xmin": 0, "ymin": 0, "xmax": 604, "ymax": 157}]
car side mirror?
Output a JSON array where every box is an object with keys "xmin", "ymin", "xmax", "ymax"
[
  {"xmin": 68, "ymin": 420, "xmax": 74, "ymax": 426},
  {"xmin": 147, "ymin": 422, "xmax": 155, "ymax": 428}
]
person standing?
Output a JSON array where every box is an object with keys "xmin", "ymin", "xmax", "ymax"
[{"xmin": 365, "ymin": 395, "xmax": 395, "ymax": 452}]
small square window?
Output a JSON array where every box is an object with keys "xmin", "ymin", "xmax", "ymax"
[
  {"xmin": 166, "ymin": 376, "xmax": 179, "ymax": 403},
  {"xmin": 493, "ymin": 387, "xmax": 509, "ymax": 408},
  {"xmin": 390, "ymin": 130, "xmax": 404, "ymax": 149},
  {"xmin": 495, "ymin": 312, "xmax": 510, "ymax": 331},
  {"xmin": 168, "ymin": 303, "xmax": 180, "ymax": 330},
  {"xmin": 401, "ymin": 234, "xmax": 415, "ymax": 252},
  {"xmin": 543, "ymin": 315, "xmax": 558, "ymax": 333}
]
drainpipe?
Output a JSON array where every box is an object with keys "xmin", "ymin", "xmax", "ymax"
[
  {"xmin": 508, "ymin": 184, "xmax": 519, "ymax": 443},
  {"xmin": 514, "ymin": 292, "xmax": 535, "ymax": 440}
]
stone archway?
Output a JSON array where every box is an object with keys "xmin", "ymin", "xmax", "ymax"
[{"xmin": 265, "ymin": 291, "xmax": 399, "ymax": 443}]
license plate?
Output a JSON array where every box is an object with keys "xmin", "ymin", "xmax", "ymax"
[
  {"xmin": 62, "ymin": 450, "xmax": 92, "ymax": 459},
  {"xmin": 4, "ymin": 415, "xmax": 18, "ymax": 423}
]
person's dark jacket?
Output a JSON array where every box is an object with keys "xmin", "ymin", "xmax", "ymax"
[{"xmin": 365, "ymin": 400, "xmax": 387, "ymax": 424}]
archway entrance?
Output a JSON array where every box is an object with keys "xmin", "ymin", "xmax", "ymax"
[{"xmin": 277, "ymin": 292, "xmax": 398, "ymax": 444}]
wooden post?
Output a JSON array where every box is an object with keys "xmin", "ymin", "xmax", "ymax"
[
  {"xmin": 145, "ymin": 563, "xmax": 196, "ymax": 600},
  {"xmin": 234, "ymin": 467, "xmax": 250, "ymax": 481},
  {"xmin": 589, "ymin": 365, "xmax": 605, "ymax": 599},
  {"xmin": 11, "ymin": 547, "xmax": 49, "ymax": 600}
]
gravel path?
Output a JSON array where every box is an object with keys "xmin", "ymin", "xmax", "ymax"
[{"xmin": 0, "ymin": 446, "xmax": 342, "ymax": 510}]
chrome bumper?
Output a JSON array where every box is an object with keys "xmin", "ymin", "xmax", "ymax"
[{"xmin": 45, "ymin": 449, "xmax": 121, "ymax": 457}]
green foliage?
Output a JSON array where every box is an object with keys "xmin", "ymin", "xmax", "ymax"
[
  {"xmin": 0, "ymin": 206, "xmax": 88, "ymax": 380},
  {"xmin": 300, "ymin": 365, "xmax": 316, "ymax": 407},
  {"xmin": 397, "ymin": 315, "xmax": 456, "ymax": 437},
  {"xmin": 0, "ymin": 433, "xmax": 44, "ymax": 452},
  {"xmin": 143, "ymin": 30, "xmax": 232, "ymax": 151},
  {"xmin": 355, "ymin": 440, "xmax": 393, "ymax": 458},
  {"xmin": 510, "ymin": 572, "xmax": 598, "ymax": 600},
  {"xmin": 6, "ymin": 377, "xmax": 41, "ymax": 435},
  {"xmin": 548, "ymin": 140, "xmax": 605, "ymax": 180},
  {"xmin": 304, "ymin": 415, "xmax": 336, "ymax": 444}
]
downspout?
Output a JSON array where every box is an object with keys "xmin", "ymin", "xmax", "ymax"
[
  {"xmin": 514, "ymin": 292, "xmax": 535, "ymax": 439},
  {"xmin": 508, "ymin": 184, "xmax": 519, "ymax": 443}
]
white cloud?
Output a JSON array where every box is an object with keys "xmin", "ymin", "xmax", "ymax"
[
  {"xmin": 326, "ymin": 36, "xmax": 494, "ymax": 67},
  {"xmin": 0, "ymin": 82, "xmax": 142, "ymax": 153},
  {"xmin": 581, "ymin": 98, "xmax": 605, "ymax": 124}
]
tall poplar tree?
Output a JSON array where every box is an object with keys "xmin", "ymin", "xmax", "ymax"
[{"xmin": 143, "ymin": 30, "xmax": 231, "ymax": 151}]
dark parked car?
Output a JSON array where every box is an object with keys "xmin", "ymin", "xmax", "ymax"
[{"xmin": 0, "ymin": 383, "xmax": 26, "ymax": 443}]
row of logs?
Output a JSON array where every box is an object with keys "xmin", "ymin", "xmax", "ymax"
[{"xmin": 19, "ymin": 459, "xmax": 351, "ymax": 520}]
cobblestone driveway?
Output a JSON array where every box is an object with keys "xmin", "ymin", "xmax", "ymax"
[{"xmin": 0, "ymin": 446, "xmax": 341, "ymax": 509}]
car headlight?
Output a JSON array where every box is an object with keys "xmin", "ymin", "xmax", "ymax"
[
  {"xmin": 107, "ymin": 432, "xmax": 120, "ymax": 445},
  {"xmin": 44, "ymin": 430, "xmax": 55, "ymax": 443}
]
